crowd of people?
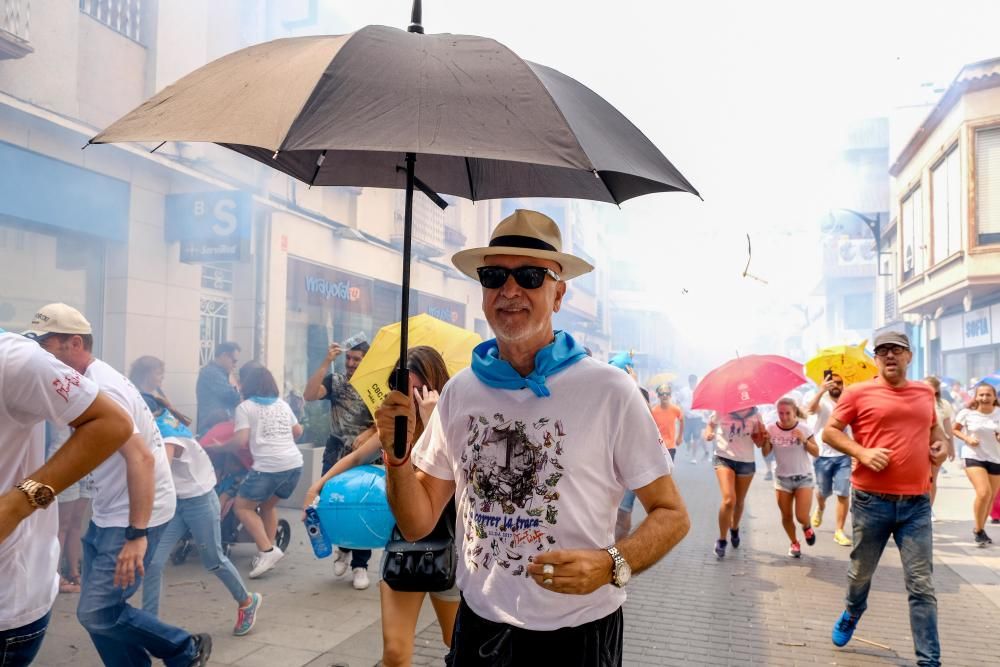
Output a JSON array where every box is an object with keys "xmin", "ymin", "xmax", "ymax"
[{"xmin": 2, "ymin": 208, "xmax": 998, "ymax": 667}]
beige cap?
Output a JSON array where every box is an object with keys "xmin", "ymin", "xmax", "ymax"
[
  {"xmin": 23, "ymin": 303, "xmax": 93, "ymax": 340},
  {"xmin": 452, "ymin": 209, "xmax": 595, "ymax": 282}
]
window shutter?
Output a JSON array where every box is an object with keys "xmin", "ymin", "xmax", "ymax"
[{"xmin": 975, "ymin": 127, "xmax": 1000, "ymax": 238}]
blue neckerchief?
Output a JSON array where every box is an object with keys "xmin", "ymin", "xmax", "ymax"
[
  {"xmin": 249, "ymin": 396, "xmax": 278, "ymax": 405},
  {"xmin": 470, "ymin": 331, "xmax": 587, "ymax": 397},
  {"xmin": 155, "ymin": 412, "xmax": 193, "ymax": 439}
]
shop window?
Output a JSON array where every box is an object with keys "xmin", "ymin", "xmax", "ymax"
[
  {"xmin": 199, "ymin": 297, "xmax": 230, "ymax": 368},
  {"xmin": 975, "ymin": 127, "xmax": 1000, "ymax": 245},
  {"xmin": 930, "ymin": 146, "xmax": 962, "ymax": 263},
  {"xmin": 0, "ymin": 219, "xmax": 104, "ymax": 348}
]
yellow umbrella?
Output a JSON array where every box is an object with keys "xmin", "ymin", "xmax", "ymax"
[
  {"xmin": 805, "ymin": 341, "xmax": 878, "ymax": 387},
  {"xmin": 645, "ymin": 372, "xmax": 677, "ymax": 388},
  {"xmin": 350, "ymin": 313, "xmax": 482, "ymax": 418}
]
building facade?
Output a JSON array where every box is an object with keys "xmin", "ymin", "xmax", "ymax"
[
  {"xmin": 885, "ymin": 57, "xmax": 1000, "ymax": 383},
  {"xmin": 0, "ymin": 0, "xmax": 492, "ymax": 434}
]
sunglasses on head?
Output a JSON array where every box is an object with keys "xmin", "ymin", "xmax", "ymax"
[{"xmin": 476, "ymin": 265, "xmax": 561, "ymax": 290}]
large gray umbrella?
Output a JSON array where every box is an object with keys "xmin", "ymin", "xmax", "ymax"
[{"xmin": 91, "ymin": 4, "xmax": 699, "ymax": 454}]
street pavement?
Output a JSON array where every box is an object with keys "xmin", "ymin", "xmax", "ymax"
[{"xmin": 36, "ymin": 454, "xmax": 1000, "ymax": 666}]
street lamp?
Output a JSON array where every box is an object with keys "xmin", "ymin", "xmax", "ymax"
[{"xmin": 829, "ymin": 208, "xmax": 890, "ymax": 277}]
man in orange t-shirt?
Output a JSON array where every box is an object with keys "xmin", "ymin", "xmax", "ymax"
[
  {"xmin": 651, "ymin": 385, "xmax": 684, "ymax": 461},
  {"xmin": 822, "ymin": 332, "xmax": 949, "ymax": 666}
]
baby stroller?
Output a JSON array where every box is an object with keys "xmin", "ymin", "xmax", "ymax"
[{"xmin": 169, "ymin": 421, "xmax": 291, "ymax": 564}]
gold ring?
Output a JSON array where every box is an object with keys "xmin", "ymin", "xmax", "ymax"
[{"xmin": 543, "ymin": 578, "xmax": 553, "ymax": 586}]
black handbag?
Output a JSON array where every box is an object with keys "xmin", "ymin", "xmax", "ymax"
[{"xmin": 381, "ymin": 501, "xmax": 457, "ymax": 592}]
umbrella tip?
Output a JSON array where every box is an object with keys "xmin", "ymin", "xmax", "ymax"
[{"xmin": 408, "ymin": 0, "xmax": 424, "ymax": 33}]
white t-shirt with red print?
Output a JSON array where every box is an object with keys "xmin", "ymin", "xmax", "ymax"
[
  {"xmin": 412, "ymin": 357, "xmax": 672, "ymax": 631},
  {"xmin": 0, "ymin": 333, "xmax": 98, "ymax": 631}
]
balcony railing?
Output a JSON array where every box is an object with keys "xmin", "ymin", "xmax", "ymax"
[
  {"xmin": 80, "ymin": 0, "xmax": 144, "ymax": 45},
  {"xmin": 0, "ymin": 0, "xmax": 33, "ymax": 59}
]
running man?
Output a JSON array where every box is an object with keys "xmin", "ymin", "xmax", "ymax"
[
  {"xmin": 651, "ymin": 385, "xmax": 684, "ymax": 461},
  {"xmin": 808, "ymin": 373, "xmax": 853, "ymax": 546},
  {"xmin": 824, "ymin": 332, "xmax": 948, "ymax": 666}
]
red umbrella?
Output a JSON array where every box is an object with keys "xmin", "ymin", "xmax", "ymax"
[{"xmin": 692, "ymin": 355, "xmax": 807, "ymax": 415}]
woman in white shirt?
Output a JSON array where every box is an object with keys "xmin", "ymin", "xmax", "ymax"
[
  {"xmin": 232, "ymin": 366, "xmax": 304, "ymax": 578},
  {"xmin": 762, "ymin": 398, "xmax": 819, "ymax": 558},
  {"xmin": 704, "ymin": 407, "xmax": 767, "ymax": 559},
  {"xmin": 952, "ymin": 382, "xmax": 1000, "ymax": 547}
]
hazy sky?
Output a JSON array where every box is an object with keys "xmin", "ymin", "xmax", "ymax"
[{"xmin": 288, "ymin": 1, "xmax": 1000, "ymax": 365}]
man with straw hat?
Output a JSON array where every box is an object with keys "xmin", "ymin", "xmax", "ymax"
[{"xmin": 375, "ymin": 209, "xmax": 690, "ymax": 664}]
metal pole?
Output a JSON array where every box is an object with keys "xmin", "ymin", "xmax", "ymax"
[{"xmin": 392, "ymin": 152, "xmax": 417, "ymax": 458}]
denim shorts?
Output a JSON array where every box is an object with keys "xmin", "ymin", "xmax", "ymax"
[
  {"xmin": 814, "ymin": 455, "xmax": 852, "ymax": 498},
  {"xmin": 238, "ymin": 467, "xmax": 303, "ymax": 502},
  {"xmin": 713, "ymin": 455, "xmax": 756, "ymax": 477},
  {"xmin": 775, "ymin": 473, "xmax": 815, "ymax": 493}
]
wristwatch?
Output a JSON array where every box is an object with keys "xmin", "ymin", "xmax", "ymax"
[
  {"xmin": 16, "ymin": 479, "xmax": 56, "ymax": 509},
  {"xmin": 125, "ymin": 526, "xmax": 149, "ymax": 541},
  {"xmin": 605, "ymin": 545, "xmax": 632, "ymax": 588}
]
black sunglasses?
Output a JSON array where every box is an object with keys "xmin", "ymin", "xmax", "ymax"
[{"xmin": 476, "ymin": 266, "xmax": 561, "ymax": 290}]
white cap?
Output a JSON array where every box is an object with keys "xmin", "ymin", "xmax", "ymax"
[{"xmin": 23, "ymin": 303, "xmax": 92, "ymax": 340}]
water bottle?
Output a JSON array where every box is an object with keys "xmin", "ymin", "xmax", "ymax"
[{"xmin": 304, "ymin": 506, "xmax": 332, "ymax": 559}]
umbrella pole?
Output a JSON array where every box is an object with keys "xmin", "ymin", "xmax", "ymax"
[{"xmin": 391, "ymin": 152, "xmax": 417, "ymax": 458}]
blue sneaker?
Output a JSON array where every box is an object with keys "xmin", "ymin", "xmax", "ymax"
[
  {"xmin": 831, "ymin": 610, "xmax": 860, "ymax": 647},
  {"xmin": 729, "ymin": 528, "xmax": 741, "ymax": 549}
]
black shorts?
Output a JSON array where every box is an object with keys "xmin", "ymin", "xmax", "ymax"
[
  {"xmin": 965, "ymin": 458, "xmax": 1000, "ymax": 475},
  {"xmin": 446, "ymin": 598, "xmax": 623, "ymax": 666}
]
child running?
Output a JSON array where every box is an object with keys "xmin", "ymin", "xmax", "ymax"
[
  {"xmin": 232, "ymin": 365, "xmax": 304, "ymax": 578},
  {"xmin": 764, "ymin": 397, "xmax": 819, "ymax": 558}
]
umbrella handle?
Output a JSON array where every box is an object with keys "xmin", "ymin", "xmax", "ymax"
[{"xmin": 392, "ymin": 367, "xmax": 410, "ymax": 459}]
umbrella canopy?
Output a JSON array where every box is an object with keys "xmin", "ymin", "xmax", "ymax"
[
  {"xmin": 980, "ymin": 374, "xmax": 1000, "ymax": 390},
  {"xmin": 91, "ymin": 25, "xmax": 698, "ymax": 204},
  {"xmin": 90, "ymin": 9, "xmax": 698, "ymax": 456},
  {"xmin": 349, "ymin": 313, "xmax": 482, "ymax": 418},
  {"xmin": 805, "ymin": 341, "xmax": 878, "ymax": 387},
  {"xmin": 692, "ymin": 354, "xmax": 807, "ymax": 415}
]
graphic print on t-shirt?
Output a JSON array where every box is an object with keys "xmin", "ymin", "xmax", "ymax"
[{"xmin": 462, "ymin": 412, "xmax": 566, "ymax": 577}]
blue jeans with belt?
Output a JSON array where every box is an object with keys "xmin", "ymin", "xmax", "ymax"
[
  {"xmin": 846, "ymin": 489, "xmax": 939, "ymax": 667},
  {"xmin": 78, "ymin": 522, "xmax": 198, "ymax": 667},
  {"xmin": 0, "ymin": 611, "xmax": 50, "ymax": 667},
  {"xmin": 142, "ymin": 490, "xmax": 249, "ymax": 616}
]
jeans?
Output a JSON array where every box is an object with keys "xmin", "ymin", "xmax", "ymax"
[
  {"xmin": 337, "ymin": 548, "xmax": 372, "ymax": 569},
  {"xmin": 0, "ymin": 611, "xmax": 50, "ymax": 667},
  {"xmin": 143, "ymin": 491, "xmax": 249, "ymax": 616},
  {"xmin": 846, "ymin": 489, "xmax": 939, "ymax": 667},
  {"xmin": 78, "ymin": 522, "xmax": 197, "ymax": 667}
]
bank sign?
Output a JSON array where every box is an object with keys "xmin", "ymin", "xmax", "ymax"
[{"xmin": 165, "ymin": 192, "xmax": 251, "ymax": 262}]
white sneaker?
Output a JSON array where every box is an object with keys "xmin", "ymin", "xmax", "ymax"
[
  {"xmin": 332, "ymin": 548, "xmax": 349, "ymax": 577},
  {"xmin": 249, "ymin": 546, "xmax": 284, "ymax": 579},
  {"xmin": 352, "ymin": 567, "xmax": 370, "ymax": 590}
]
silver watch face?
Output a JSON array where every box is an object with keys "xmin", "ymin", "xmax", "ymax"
[{"xmin": 615, "ymin": 560, "xmax": 631, "ymax": 586}]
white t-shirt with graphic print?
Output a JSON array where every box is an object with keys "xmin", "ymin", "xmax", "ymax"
[
  {"xmin": 0, "ymin": 333, "xmax": 98, "ymax": 631},
  {"xmin": 767, "ymin": 421, "xmax": 815, "ymax": 478},
  {"xmin": 412, "ymin": 357, "xmax": 672, "ymax": 631},
  {"xmin": 233, "ymin": 399, "xmax": 303, "ymax": 473}
]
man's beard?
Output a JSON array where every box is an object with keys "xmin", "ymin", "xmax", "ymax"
[{"xmin": 830, "ymin": 389, "xmax": 842, "ymax": 399}]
